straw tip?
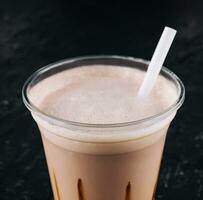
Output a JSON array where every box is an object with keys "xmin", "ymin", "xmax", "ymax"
[{"xmin": 164, "ymin": 26, "xmax": 177, "ymax": 34}]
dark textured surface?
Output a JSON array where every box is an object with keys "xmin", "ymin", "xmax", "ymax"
[{"xmin": 0, "ymin": 0, "xmax": 203, "ymax": 199}]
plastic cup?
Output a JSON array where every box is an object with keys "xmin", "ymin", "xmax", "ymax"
[{"xmin": 22, "ymin": 56, "xmax": 185, "ymax": 200}]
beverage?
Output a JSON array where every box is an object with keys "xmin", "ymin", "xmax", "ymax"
[{"xmin": 23, "ymin": 56, "xmax": 184, "ymax": 200}]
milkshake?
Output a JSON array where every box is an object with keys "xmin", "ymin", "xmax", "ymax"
[{"xmin": 22, "ymin": 56, "xmax": 184, "ymax": 200}]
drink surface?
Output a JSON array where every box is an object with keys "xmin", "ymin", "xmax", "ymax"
[
  {"xmin": 31, "ymin": 65, "xmax": 177, "ymax": 124},
  {"xmin": 29, "ymin": 64, "xmax": 178, "ymax": 147}
]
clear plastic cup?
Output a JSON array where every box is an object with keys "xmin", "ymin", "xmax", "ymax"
[{"xmin": 22, "ymin": 56, "xmax": 185, "ymax": 200}]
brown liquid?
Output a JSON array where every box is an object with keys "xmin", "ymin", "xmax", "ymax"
[
  {"xmin": 40, "ymin": 126, "xmax": 167, "ymax": 200},
  {"xmin": 30, "ymin": 65, "xmax": 178, "ymax": 199}
]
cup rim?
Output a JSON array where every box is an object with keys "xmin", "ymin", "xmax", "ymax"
[{"xmin": 22, "ymin": 55, "xmax": 185, "ymax": 129}]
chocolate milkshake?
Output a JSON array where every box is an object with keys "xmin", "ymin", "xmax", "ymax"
[{"xmin": 23, "ymin": 56, "xmax": 184, "ymax": 200}]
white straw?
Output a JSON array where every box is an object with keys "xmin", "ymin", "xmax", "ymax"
[{"xmin": 138, "ymin": 27, "xmax": 177, "ymax": 97}]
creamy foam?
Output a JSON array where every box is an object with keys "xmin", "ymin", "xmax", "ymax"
[
  {"xmin": 30, "ymin": 65, "xmax": 177, "ymax": 124},
  {"xmin": 28, "ymin": 63, "xmax": 180, "ymax": 152}
]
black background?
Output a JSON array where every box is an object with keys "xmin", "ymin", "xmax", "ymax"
[{"xmin": 0, "ymin": 0, "xmax": 203, "ymax": 199}]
